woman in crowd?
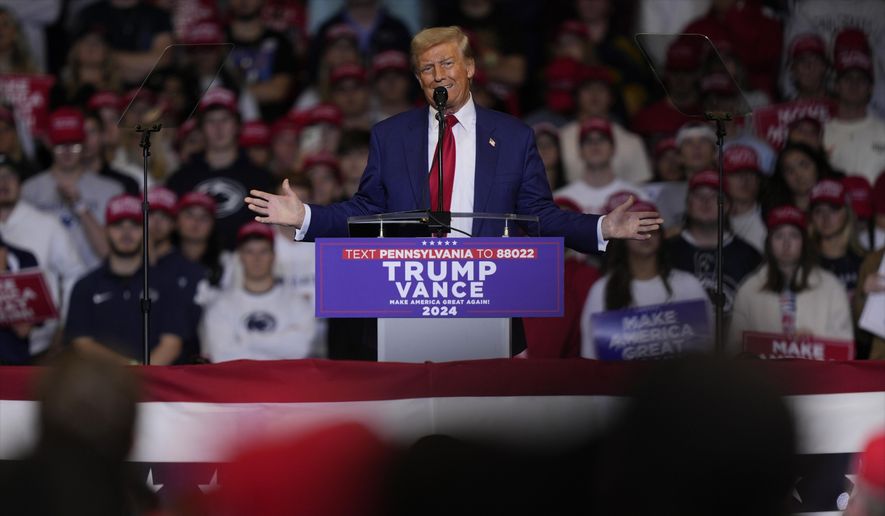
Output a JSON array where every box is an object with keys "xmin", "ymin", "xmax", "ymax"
[
  {"xmin": 533, "ymin": 122, "xmax": 567, "ymax": 191},
  {"xmin": 0, "ymin": 7, "xmax": 38, "ymax": 74},
  {"xmin": 53, "ymin": 27, "xmax": 120, "ymax": 109},
  {"xmin": 729, "ymin": 205, "xmax": 853, "ymax": 351},
  {"xmin": 808, "ymin": 179, "xmax": 866, "ymax": 298},
  {"xmin": 580, "ymin": 199, "xmax": 709, "ymax": 359},
  {"xmin": 763, "ymin": 142, "xmax": 837, "ymax": 213},
  {"xmin": 172, "ymin": 192, "xmax": 224, "ymax": 287}
]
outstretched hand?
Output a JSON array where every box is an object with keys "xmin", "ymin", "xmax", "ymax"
[
  {"xmin": 245, "ymin": 179, "xmax": 306, "ymax": 228},
  {"xmin": 601, "ymin": 196, "xmax": 663, "ymax": 241}
]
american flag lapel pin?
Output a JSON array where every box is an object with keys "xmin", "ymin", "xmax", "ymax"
[{"xmin": 489, "ymin": 137, "xmax": 496, "ymax": 148}]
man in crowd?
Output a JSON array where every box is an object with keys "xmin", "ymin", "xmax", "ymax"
[
  {"xmin": 21, "ymin": 108, "xmax": 123, "ymax": 270},
  {"xmin": 724, "ymin": 145, "xmax": 766, "ymax": 253},
  {"xmin": 666, "ymin": 170, "xmax": 762, "ymax": 315},
  {"xmin": 65, "ymin": 194, "xmax": 188, "ymax": 365},
  {"xmin": 166, "ymin": 87, "xmax": 276, "ymax": 250},
  {"xmin": 0, "ymin": 155, "xmax": 85, "ymax": 359},
  {"xmin": 200, "ymin": 221, "xmax": 319, "ymax": 362}
]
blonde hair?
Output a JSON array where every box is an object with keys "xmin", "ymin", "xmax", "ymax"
[{"xmin": 410, "ymin": 26, "xmax": 473, "ymax": 70}]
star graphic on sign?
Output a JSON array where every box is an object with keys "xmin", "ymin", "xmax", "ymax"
[
  {"xmin": 429, "ymin": 240, "xmax": 435, "ymax": 246},
  {"xmin": 146, "ymin": 468, "xmax": 163, "ymax": 493},
  {"xmin": 451, "ymin": 240, "xmax": 458, "ymax": 245},
  {"xmin": 422, "ymin": 240, "xmax": 427, "ymax": 246},
  {"xmin": 437, "ymin": 240, "xmax": 443, "ymax": 246},
  {"xmin": 445, "ymin": 240, "xmax": 451, "ymax": 246},
  {"xmin": 198, "ymin": 469, "xmax": 221, "ymax": 494}
]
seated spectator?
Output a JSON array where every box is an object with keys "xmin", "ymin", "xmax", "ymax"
[
  {"xmin": 666, "ymin": 170, "xmax": 762, "ymax": 315},
  {"xmin": 0, "ymin": 7, "xmax": 38, "ymax": 74},
  {"xmin": 784, "ymin": 33, "xmax": 830, "ymax": 102},
  {"xmin": 561, "ymin": 65, "xmax": 652, "ymax": 185},
  {"xmin": 21, "ymin": 108, "xmax": 123, "ymax": 269},
  {"xmin": 82, "ymin": 111, "xmax": 141, "ymax": 195},
  {"xmin": 764, "ymin": 142, "xmax": 835, "ymax": 213},
  {"xmin": 841, "ymin": 175, "xmax": 876, "ymax": 250},
  {"xmin": 165, "ymin": 87, "xmax": 276, "ymax": 250},
  {"xmin": 651, "ymin": 137, "xmax": 681, "ymax": 182},
  {"xmin": 302, "ymin": 152, "xmax": 344, "ymax": 206},
  {"xmin": 146, "ymin": 187, "xmax": 205, "ymax": 364},
  {"xmin": 554, "ymin": 117, "xmax": 645, "ymax": 214},
  {"xmin": 51, "ymin": 26, "xmax": 120, "ymax": 110},
  {"xmin": 581, "ymin": 199, "xmax": 709, "ymax": 359},
  {"xmin": 725, "ymin": 145, "xmax": 766, "ymax": 253},
  {"xmin": 225, "ymin": 0, "xmax": 297, "ymax": 121},
  {"xmin": 87, "ymin": 91, "xmax": 123, "ymax": 166},
  {"xmin": 532, "ymin": 122, "xmax": 566, "ymax": 191},
  {"xmin": 0, "ymin": 155, "xmax": 86, "ymax": 360},
  {"xmin": 630, "ymin": 39, "xmax": 698, "ymax": 140},
  {"xmin": 64, "ymin": 194, "xmax": 188, "ymax": 365},
  {"xmin": 199, "ymin": 222, "xmax": 319, "ymax": 362},
  {"xmin": 0, "ymin": 236, "xmax": 39, "ymax": 365},
  {"xmin": 173, "ymin": 118, "xmax": 204, "ymax": 166},
  {"xmin": 369, "ymin": 50, "xmax": 415, "ymax": 123},
  {"xmin": 786, "ymin": 116, "xmax": 824, "ymax": 151},
  {"xmin": 295, "ymin": 23, "xmax": 362, "ymax": 110},
  {"xmin": 299, "ymin": 103, "xmax": 344, "ymax": 157},
  {"xmin": 854, "ymin": 248, "xmax": 885, "ymax": 360},
  {"xmin": 173, "ymin": 191, "xmax": 225, "ymax": 287},
  {"xmin": 809, "ymin": 179, "xmax": 866, "ymax": 298},
  {"xmin": 337, "ymin": 129, "xmax": 370, "ymax": 199},
  {"xmin": 729, "ymin": 205, "xmax": 853, "ymax": 351},
  {"xmin": 327, "ymin": 64, "xmax": 373, "ymax": 131},
  {"xmin": 523, "ymin": 197, "xmax": 600, "ymax": 358},
  {"xmin": 676, "ymin": 122, "xmax": 717, "ymax": 180},
  {"xmin": 0, "ymin": 105, "xmax": 37, "ymax": 180},
  {"xmin": 823, "ymin": 27, "xmax": 885, "ymax": 185},
  {"xmin": 267, "ymin": 114, "xmax": 301, "ymax": 178},
  {"xmin": 239, "ymin": 120, "xmax": 272, "ymax": 169},
  {"xmin": 73, "ymin": 0, "xmax": 174, "ymax": 85}
]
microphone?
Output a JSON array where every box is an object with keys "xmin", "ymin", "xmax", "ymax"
[{"xmin": 433, "ymin": 86, "xmax": 448, "ymax": 110}]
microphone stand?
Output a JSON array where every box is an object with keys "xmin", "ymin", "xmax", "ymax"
[
  {"xmin": 704, "ymin": 112, "xmax": 730, "ymax": 354},
  {"xmin": 430, "ymin": 100, "xmax": 450, "ymax": 235},
  {"xmin": 136, "ymin": 123, "xmax": 161, "ymax": 365}
]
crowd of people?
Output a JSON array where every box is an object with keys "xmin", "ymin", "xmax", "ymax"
[{"xmin": 0, "ymin": 0, "xmax": 884, "ymax": 365}]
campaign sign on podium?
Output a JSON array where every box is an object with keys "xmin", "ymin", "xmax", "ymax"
[{"xmin": 315, "ymin": 237, "xmax": 564, "ymax": 318}]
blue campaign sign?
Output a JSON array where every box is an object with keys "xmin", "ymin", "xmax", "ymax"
[
  {"xmin": 315, "ymin": 237, "xmax": 564, "ymax": 318},
  {"xmin": 590, "ymin": 299, "xmax": 712, "ymax": 360}
]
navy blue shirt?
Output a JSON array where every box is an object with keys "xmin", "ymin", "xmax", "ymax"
[
  {"xmin": 666, "ymin": 232, "xmax": 763, "ymax": 314},
  {"xmin": 819, "ymin": 249, "xmax": 864, "ymax": 296},
  {"xmin": 64, "ymin": 262, "xmax": 189, "ymax": 361},
  {"xmin": 155, "ymin": 249, "xmax": 206, "ymax": 363},
  {"xmin": 0, "ymin": 244, "xmax": 39, "ymax": 365}
]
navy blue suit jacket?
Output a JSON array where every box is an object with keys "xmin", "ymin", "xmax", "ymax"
[{"xmin": 305, "ymin": 105, "xmax": 602, "ymax": 254}]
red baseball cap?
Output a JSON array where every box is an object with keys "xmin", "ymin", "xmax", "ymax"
[
  {"xmin": 180, "ymin": 19, "xmax": 224, "ymax": 45},
  {"xmin": 809, "ymin": 178, "xmax": 847, "ymax": 207},
  {"xmin": 558, "ymin": 20, "xmax": 589, "ymax": 41},
  {"xmin": 236, "ymin": 221, "xmax": 275, "ymax": 245},
  {"xmin": 654, "ymin": 137, "xmax": 678, "ymax": 159},
  {"xmin": 666, "ymin": 40, "xmax": 701, "ymax": 72},
  {"xmin": 146, "ymin": 187, "xmax": 178, "ymax": 216},
  {"xmin": 105, "ymin": 194, "xmax": 144, "ymax": 225},
  {"xmin": 689, "ymin": 170, "xmax": 727, "ymax": 194},
  {"xmin": 325, "ymin": 23, "xmax": 358, "ymax": 43},
  {"xmin": 371, "ymin": 50, "xmax": 410, "ymax": 76},
  {"xmin": 723, "ymin": 145, "xmax": 761, "ymax": 175},
  {"xmin": 239, "ymin": 120, "xmax": 271, "ymax": 148},
  {"xmin": 544, "ymin": 57, "xmax": 582, "ymax": 113},
  {"xmin": 874, "ymin": 173, "xmax": 885, "ymax": 215},
  {"xmin": 532, "ymin": 122, "xmax": 559, "ymax": 140},
  {"xmin": 329, "ymin": 64, "xmax": 367, "ymax": 87},
  {"xmin": 176, "ymin": 191, "xmax": 217, "ymax": 216},
  {"xmin": 766, "ymin": 205, "xmax": 807, "ymax": 231},
  {"xmin": 842, "ymin": 175, "xmax": 873, "ymax": 220},
  {"xmin": 604, "ymin": 190, "xmax": 654, "ymax": 214},
  {"xmin": 87, "ymin": 91, "xmax": 121, "ymax": 112},
  {"xmin": 302, "ymin": 151, "xmax": 341, "ymax": 180},
  {"xmin": 833, "ymin": 28, "xmax": 873, "ymax": 77},
  {"xmin": 199, "ymin": 87, "xmax": 238, "ymax": 113},
  {"xmin": 701, "ymin": 72, "xmax": 738, "ymax": 96},
  {"xmin": 579, "ymin": 117, "xmax": 613, "ymax": 143},
  {"xmin": 789, "ymin": 33, "xmax": 827, "ymax": 60},
  {"xmin": 48, "ymin": 107, "xmax": 86, "ymax": 145},
  {"xmin": 308, "ymin": 103, "xmax": 343, "ymax": 127}
]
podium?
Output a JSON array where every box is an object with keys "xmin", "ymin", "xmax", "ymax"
[{"xmin": 314, "ymin": 211, "xmax": 562, "ymax": 363}]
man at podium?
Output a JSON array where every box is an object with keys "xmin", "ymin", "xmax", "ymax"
[{"xmin": 246, "ymin": 27, "xmax": 661, "ymax": 252}]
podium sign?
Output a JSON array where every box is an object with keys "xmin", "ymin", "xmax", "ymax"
[
  {"xmin": 591, "ymin": 299, "xmax": 712, "ymax": 360},
  {"xmin": 742, "ymin": 332, "xmax": 854, "ymax": 361},
  {"xmin": 0, "ymin": 269, "xmax": 58, "ymax": 326},
  {"xmin": 316, "ymin": 237, "xmax": 564, "ymax": 318}
]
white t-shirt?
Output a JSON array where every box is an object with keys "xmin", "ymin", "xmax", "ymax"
[
  {"xmin": 824, "ymin": 114, "xmax": 885, "ymax": 184},
  {"xmin": 580, "ymin": 269, "xmax": 711, "ymax": 359},
  {"xmin": 200, "ymin": 282, "xmax": 319, "ymax": 363},
  {"xmin": 554, "ymin": 177, "xmax": 646, "ymax": 215},
  {"xmin": 730, "ymin": 205, "xmax": 767, "ymax": 254}
]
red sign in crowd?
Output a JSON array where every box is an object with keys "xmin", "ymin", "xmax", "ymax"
[
  {"xmin": 0, "ymin": 270, "xmax": 58, "ymax": 326},
  {"xmin": 743, "ymin": 331, "xmax": 855, "ymax": 361}
]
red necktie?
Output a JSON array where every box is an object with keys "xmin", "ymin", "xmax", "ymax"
[{"xmin": 429, "ymin": 114, "xmax": 458, "ymax": 211}]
